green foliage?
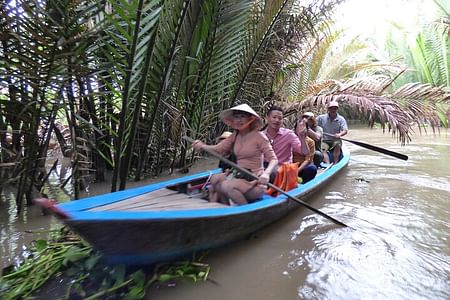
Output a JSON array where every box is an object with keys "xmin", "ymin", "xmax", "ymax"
[
  {"xmin": 276, "ymin": 0, "xmax": 450, "ymax": 144},
  {"xmin": 382, "ymin": 0, "xmax": 449, "ymax": 89},
  {"xmin": 1, "ymin": 0, "xmax": 344, "ymax": 197},
  {"xmin": 153, "ymin": 260, "xmax": 210, "ymax": 283},
  {"xmin": 382, "ymin": 0, "xmax": 450, "ymax": 128},
  {"xmin": 0, "ymin": 228, "xmax": 92, "ymax": 299},
  {"xmin": 0, "ymin": 227, "xmax": 211, "ymax": 299}
]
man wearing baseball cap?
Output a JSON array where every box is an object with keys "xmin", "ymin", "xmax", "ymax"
[{"xmin": 317, "ymin": 101, "xmax": 348, "ymax": 163}]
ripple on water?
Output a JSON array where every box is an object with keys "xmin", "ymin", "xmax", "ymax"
[
  {"xmin": 292, "ymin": 176, "xmax": 450, "ymax": 300},
  {"xmin": 383, "ymin": 173, "xmax": 450, "ymax": 193},
  {"xmin": 295, "ymin": 218, "xmax": 450, "ymax": 299}
]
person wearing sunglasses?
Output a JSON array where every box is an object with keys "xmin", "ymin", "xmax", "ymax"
[
  {"xmin": 193, "ymin": 104, "xmax": 277, "ymax": 205},
  {"xmin": 293, "ymin": 117, "xmax": 318, "ymax": 183},
  {"xmin": 302, "ymin": 112, "xmax": 324, "ymax": 167}
]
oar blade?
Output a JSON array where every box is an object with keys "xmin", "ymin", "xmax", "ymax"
[
  {"xmin": 322, "ymin": 133, "xmax": 409, "ymax": 161},
  {"xmin": 344, "ymin": 139, "xmax": 408, "ymax": 161}
]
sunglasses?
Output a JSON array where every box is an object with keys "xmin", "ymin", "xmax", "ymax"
[{"xmin": 232, "ymin": 113, "xmax": 252, "ymax": 120}]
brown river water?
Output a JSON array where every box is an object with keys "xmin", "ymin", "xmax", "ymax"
[{"xmin": 1, "ymin": 126, "xmax": 449, "ymax": 299}]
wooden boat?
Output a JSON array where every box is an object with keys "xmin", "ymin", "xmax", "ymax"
[{"xmin": 36, "ymin": 147, "xmax": 349, "ymax": 265}]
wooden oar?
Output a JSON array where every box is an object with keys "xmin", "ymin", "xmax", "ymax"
[
  {"xmin": 323, "ymin": 133, "xmax": 408, "ymax": 161},
  {"xmin": 183, "ymin": 136, "xmax": 348, "ymax": 227}
]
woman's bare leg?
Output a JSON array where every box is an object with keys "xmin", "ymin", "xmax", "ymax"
[
  {"xmin": 208, "ymin": 189, "xmax": 219, "ymax": 202},
  {"xmin": 222, "ymin": 179, "xmax": 264, "ymax": 205},
  {"xmin": 243, "ymin": 185, "xmax": 265, "ymax": 202},
  {"xmin": 208, "ymin": 173, "xmax": 227, "ymax": 203}
]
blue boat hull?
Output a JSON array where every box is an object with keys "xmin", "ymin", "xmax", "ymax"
[{"xmin": 38, "ymin": 148, "xmax": 349, "ymax": 265}]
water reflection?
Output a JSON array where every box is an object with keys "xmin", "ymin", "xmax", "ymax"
[
  {"xmin": 0, "ymin": 158, "xmax": 74, "ymax": 270},
  {"xmin": 0, "ymin": 189, "xmax": 57, "ymax": 269}
]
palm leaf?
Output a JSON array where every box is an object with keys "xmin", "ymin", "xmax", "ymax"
[{"xmin": 130, "ymin": 0, "xmax": 191, "ymax": 182}]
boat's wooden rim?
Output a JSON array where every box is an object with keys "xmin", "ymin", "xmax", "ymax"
[{"xmin": 54, "ymin": 147, "xmax": 350, "ymax": 220}]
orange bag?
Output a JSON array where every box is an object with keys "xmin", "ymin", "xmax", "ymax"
[{"xmin": 266, "ymin": 162, "xmax": 299, "ymax": 196}]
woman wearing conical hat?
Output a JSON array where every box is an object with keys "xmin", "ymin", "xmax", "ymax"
[{"xmin": 193, "ymin": 104, "xmax": 278, "ymax": 205}]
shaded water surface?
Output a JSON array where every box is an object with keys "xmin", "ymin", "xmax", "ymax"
[{"xmin": 1, "ymin": 127, "xmax": 449, "ymax": 299}]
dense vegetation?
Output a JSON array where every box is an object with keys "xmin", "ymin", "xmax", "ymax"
[
  {"xmin": 0, "ymin": 0, "xmax": 449, "ymax": 212},
  {"xmin": 0, "ymin": 227, "xmax": 210, "ymax": 299},
  {"xmin": 0, "ymin": 0, "xmax": 448, "ymax": 298}
]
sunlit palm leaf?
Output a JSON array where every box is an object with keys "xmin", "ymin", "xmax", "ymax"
[{"xmin": 130, "ymin": 0, "xmax": 191, "ymax": 182}]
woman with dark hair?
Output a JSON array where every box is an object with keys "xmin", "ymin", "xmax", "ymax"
[
  {"xmin": 193, "ymin": 104, "xmax": 278, "ymax": 205},
  {"xmin": 293, "ymin": 117, "xmax": 318, "ymax": 183},
  {"xmin": 302, "ymin": 112, "xmax": 324, "ymax": 167}
]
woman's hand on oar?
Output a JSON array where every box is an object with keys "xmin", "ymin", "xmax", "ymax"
[
  {"xmin": 183, "ymin": 135, "xmax": 348, "ymax": 227},
  {"xmin": 191, "ymin": 140, "xmax": 207, "ymax": 151},
  {"xmin": 323, "ymin": 133, "xmax": 408, "ymax": 161}
]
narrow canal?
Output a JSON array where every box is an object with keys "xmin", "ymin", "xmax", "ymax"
[{"xmin": 1, "ymin": 125, "xmax": 449, "ymax": 299}]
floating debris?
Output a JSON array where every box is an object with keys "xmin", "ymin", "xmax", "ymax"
[{"xmin": 355, "ymin": 177, "xmax": 370, "ymax": 183}]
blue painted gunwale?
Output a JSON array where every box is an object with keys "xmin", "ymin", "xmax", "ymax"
[{"xmin": 56, "ymin": 147, "xmax": 350, "ymax": 221}]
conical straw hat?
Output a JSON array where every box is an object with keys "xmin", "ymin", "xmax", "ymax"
[{"xmin": 219, "ymin": 104, "xmax": 263, "ymax": 129}]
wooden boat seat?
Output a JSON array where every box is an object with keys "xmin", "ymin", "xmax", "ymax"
[{"xmin": 88, "ymin": 188, "xmax": 227, "ymax": 212}]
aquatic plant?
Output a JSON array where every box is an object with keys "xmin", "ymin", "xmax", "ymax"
[{"xmin": 0, "ymin": 227, "xmax": 210, "ymax": 299}]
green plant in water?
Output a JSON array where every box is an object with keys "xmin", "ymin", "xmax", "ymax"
[
  {"xmin": 153, "ymin": 260, "xmax": 211, "ymax": 284},
  {"xmin": 0, "ymin": 228, "xmax": 92, "ymax": 299},
  {"xmin": 0, "ymin": 227, "xmax": 210, "ymax": 299}
]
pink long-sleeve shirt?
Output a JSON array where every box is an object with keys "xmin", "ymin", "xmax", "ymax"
[{"xmin": 212, "ymin": 130, "xmax": 276, "ymax": 175}]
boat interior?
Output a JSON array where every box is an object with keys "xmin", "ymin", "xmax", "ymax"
[
  {"xmin": 88, "ymin": 178, "xmax": 227, "ymax": 212},
  {"xmin": 88, "ymin": 167, "xmax": 330, "ymax": 212}
]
